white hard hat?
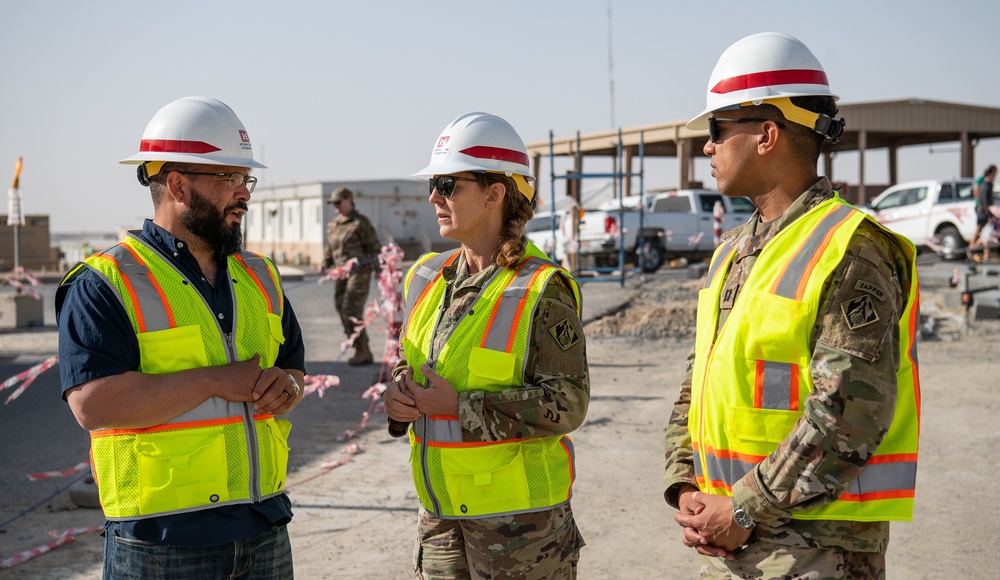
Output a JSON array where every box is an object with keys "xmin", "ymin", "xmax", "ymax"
[
  {"xmin": 414, "ymin": 112, "xmax": 535, "ymax": 201},
  {"xmin": 120, "ymin": 97, "xmax": 266, "ymax": 180},
  {"xmin": 688, "ymin": 32, "xmax": 839, "ymax": 131}
]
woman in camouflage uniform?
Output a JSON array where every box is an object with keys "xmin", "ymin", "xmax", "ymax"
[{"xmin": 385, "ymin": 113, "xmax": 590, "ymax": 579}]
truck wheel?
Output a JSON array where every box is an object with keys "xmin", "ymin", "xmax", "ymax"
[
  {"xmin": 937, "ymin": 226, "xmax": 964, "ymax": 260},
  {"xmin": 639, "ymin": 241, "xmax": 664, "ymax": 273}
]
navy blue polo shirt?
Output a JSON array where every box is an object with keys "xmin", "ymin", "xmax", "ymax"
[{"xmin": 56, "ymin": 219, "xmax": 305, "ymax": 547}]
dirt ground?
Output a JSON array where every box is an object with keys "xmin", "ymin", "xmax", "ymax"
[{"xmin": 4, "ymin": 272, "xmax": 999, "ymax": 579}]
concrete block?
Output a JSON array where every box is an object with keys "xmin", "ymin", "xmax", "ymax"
[
  {"xmin": 0, "ymin": 293, "xmax": 44, "ymax": 328},
  {"xmin": 687, "ymin": 262, "xmax": 709, "ymax": 279},
  {"xmin": 973, "ymin": 299, "xmax": 1000, "ymax": 321}
]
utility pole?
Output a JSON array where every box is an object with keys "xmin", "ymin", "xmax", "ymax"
[{"xmin": 608, "ymin": 0, "xmax": 616, "ymax": 130}]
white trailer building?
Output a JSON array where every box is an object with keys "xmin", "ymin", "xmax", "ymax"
[{"xmin": 243, "ymin": 179, "xmax": 453, "ymax": 266}]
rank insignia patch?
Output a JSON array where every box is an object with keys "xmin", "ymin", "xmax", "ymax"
[
  {"xmin": 549, "ymin": 319, "xmax": 581, "ymax": 351},
  {"xmin": 841, "ymin": 295, "xmax": 879, "ymax": 330}
]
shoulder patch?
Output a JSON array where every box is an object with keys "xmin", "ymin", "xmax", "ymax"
[
  {"xmin": 841, "ymin": 295, "xmax": 880, "ymax": 330},
  {"xmin": 549, "ymin": 318, "xmax": 581, "ymax": 351}
]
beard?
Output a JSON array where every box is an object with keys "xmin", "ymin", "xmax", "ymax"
[{"xmin": 181, "ymin": 189, "xmax": 247, "ymax": 257}]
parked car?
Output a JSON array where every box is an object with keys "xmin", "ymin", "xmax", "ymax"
[
  {"xmin": 525, "ymin": 210, "xmax": 565, "ymax": 263},
  {"xmin": 861, "ymin": 178, "xmax": 976, "ymax": 259},
  {"xmin": 578, "ymin": 189, "xmax": 754, "ymax": 272}
]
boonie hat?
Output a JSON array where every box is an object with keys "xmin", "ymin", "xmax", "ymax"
[{"xmin": 328, "ymin": 187, "xmax": 353, "ymax": 204}]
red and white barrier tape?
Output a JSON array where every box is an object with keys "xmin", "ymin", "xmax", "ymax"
[
  {"xmin": 27, "ymin": 461, "xmax": 90, "ymax": 482},
  {"xmin": 2, "ymin": 355, "xmax": 58, "ymax": 405},
  {"xmin": 0, "ymin": 526, "xmax": 101, "ymax": 570}
]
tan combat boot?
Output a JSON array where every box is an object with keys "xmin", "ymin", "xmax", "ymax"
[{"xmin": 348, "ymin": 335, "xmax": 374, "ymax": 366}]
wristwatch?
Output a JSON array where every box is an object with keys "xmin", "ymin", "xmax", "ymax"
[{"xmin": 733, "ymin": 505, "xmax": 755, "ymax": 530}]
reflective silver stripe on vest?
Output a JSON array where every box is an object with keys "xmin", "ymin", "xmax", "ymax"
[
  {"xmin": 560, "ymin": 436, "xmax": 576, "ymax": 481},
  {"xmin": 103, "ymin": 244, "xmax": 173, "ymax": 331},
  {"xmin": 847, "ymin": 461, "xmax": 917, "ymax": 495},
  {"xmin": 705, "ymin": 244, "xmax": 735, "ymax": 289},
  {"xmin": 403, "ymin": 250, "xmax": 460, "ymax": 337},
  {"xmin": 760, "ymin": 360, "xmax": 795, "ymax": 410},
  {"xmin": 693, "ymin": 451, "xmax": 755, "ymax": 487},
  {"xmin": 238, "ymin": 251, "xmax": 281, "ymax": 314},
  {"xmin": 481, "ymin": 258, "xmax": 549, "ymax": 352},
  {"xmin": 772, "ymin": 204, "xmax": 855, "ymax": 299},
  {"xmin": 757, "ymin": 204, "xmax": 857, "ymax": 411},
  {"xmin": 414, "ymin": 416, "xmax": 463, "ymax": 443}
]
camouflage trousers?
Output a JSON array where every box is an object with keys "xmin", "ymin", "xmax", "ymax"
[
  {"xmin": 699, "ymin": 539, "xmax": 885, "ymax": 579},
  {"xmin": 334, "ymin": 269, "xmax": 372, "ymax": 345},
  {"xmin": 414, "ymin": 504, "xmax": 585, "ymax": 579}
]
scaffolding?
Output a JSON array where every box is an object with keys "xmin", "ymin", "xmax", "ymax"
[{"xmin": 546, "ymin": 128, "xmax": 648, "ymax": 287}]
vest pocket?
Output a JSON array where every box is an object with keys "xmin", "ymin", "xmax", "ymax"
[
  {"xmin": 138, "ymin": 325, "xmax": 209, "ymax": 375},
  {"xmin": 726, "ymin": 406, "xmax": 802, "ymax": 457},
  {"xmin": 738, "ymin": 290, "xmax": 811, "ymax": 364},
  {"xmin": 257, "ymin": 418, "xmax": 291, "ymax": 493},
  {"xmin": 440, "ymin": 443, "xmax": 530, "ymax": 517},
  {"xmin": 466, "ymin": 347, "xmax": 516, "ymax": 392},
  {"xmin": 263, "ymin": 313, "xmax": 285, "ymax": 367},
  {"xmin": 134, "ymin": 426, "xmax": 229, "ymax": 515}
]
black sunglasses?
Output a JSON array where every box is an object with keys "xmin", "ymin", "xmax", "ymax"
[
  {"xmin": 428, "ymin": 175, "xmax": 477, "ymax": 198},
  {"xmin": 708, "ymin": 117, "xmax": 785, "ymax": 143}
]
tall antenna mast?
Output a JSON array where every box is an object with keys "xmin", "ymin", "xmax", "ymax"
[{"xmin": 608, "ymin": 0, "xmax": 616, "ymax": 130}]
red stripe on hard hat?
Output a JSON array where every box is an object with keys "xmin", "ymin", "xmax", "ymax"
[
  {"xmin": 459, "ymin": 146, "xmax": 529, "ymax": 167},
  {"xmin": 139, "ymin": 139, "xmax": 222, "ymax": 154},
  {"xmin": 711, "ymin": 69, "xmax": 829, "ymax": 94}
]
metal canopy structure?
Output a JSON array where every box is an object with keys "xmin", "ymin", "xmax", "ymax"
[{"xmin": 526, "ymin": 99, "xmax": 1000, "ymax": 204}]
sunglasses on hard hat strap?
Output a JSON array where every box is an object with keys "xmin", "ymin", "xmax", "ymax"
[
  {"xmin": 708, "ymin": 117, "xmax": 785, "ymax": 143},
  {"xmin": 428, "ymin": 175, "xmax": 478, "ymax": 198}
]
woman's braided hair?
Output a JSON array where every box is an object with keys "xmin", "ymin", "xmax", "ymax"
[{"xmin": 473, "ymin": 172, "xmax": 536, "ymax": 270}]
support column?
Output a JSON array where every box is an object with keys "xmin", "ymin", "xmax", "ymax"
[
  {"xmin": 676, "ymin": 130, "xmax": 690, "ymax": 189},
  {"xmin": 961, "ymin": 131, "xmax": 974, "ymax": 177},
  {"xmin": 857, "ymin": 130, "xmax": 867, "ymax": 204},
  {"xmin": 623, "ymin": 148, "xmax": 633, "ymax": 197},
  {"xmin": 823, "ymin": 151, "xmax": 833, "ymax": 181},
  {"xmin": 888, "ymin": 144, "xmax": 898, "ymax": 186}
]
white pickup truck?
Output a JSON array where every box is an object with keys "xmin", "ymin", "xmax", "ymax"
[
  {"xmin": 861, "ymin": 178, "xmax": 976, "ymax": 259},
  {"xmin": 574, "ymin": 189, "xmax": 755, "ymax": 272}
]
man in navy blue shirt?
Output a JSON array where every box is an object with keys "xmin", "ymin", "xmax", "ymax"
[{"xmin": 57, "ymin": 97, "xmax": 305, "ymax": 579}]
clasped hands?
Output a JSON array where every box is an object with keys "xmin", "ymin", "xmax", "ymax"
[
  {"xmin": 673, "ymin": 484, "xmax": 752, "ymax": 560},
  {"xmin": 384, "ymin": 365, "xmax": 459, "ymax": 422},
  {"xmin": 223, "ymin": 354, "xmax": 301, "ymax": 415}
]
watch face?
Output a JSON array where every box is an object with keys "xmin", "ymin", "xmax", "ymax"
[{"xmin": 734, "ymin": 508, "xmax": 754, "ymax": 529}]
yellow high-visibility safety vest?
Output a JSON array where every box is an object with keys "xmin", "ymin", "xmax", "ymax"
[
  {"xmin": 691, "ymin": 196, "xmax": 920, "ymax": 522},
  {"xmin": 62, "ymin": 234, "xmax": 291, "ymax": 520},
  {"xmin": 401, "ymin": 242, "xmax": 582, "ymax": 519}
]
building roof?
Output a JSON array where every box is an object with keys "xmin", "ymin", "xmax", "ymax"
[{"xmin": 527, "ymin": 98, "xmax": 1000, "ymax": 160}]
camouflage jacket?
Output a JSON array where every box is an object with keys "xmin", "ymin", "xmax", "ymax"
[
  {"xmin": 663, "ymin": 178, "xmax": 913, "ymax": 553},
  {"xmin": 395, "ymin": 250, "xmax": 590, "ymax": 442},
  {"xmin": 323, "ymin": 210, "xmax": 381, "ymax": 272}
]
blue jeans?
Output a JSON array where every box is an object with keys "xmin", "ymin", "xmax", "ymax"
[{"xmin": 103, "ymin": 522, "xmax": 293, "ymax": 579}]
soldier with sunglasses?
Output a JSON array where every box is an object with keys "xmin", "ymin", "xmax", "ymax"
[{"xmin": 663, "ymin": 34, "xmax": 920, "ymax": 578}]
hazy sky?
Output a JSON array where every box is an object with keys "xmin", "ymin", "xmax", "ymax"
[{"xmin": 2, "ymin": 0, "xmax": 998, "ymax": 233}]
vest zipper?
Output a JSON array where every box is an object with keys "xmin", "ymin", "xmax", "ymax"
[
  {"xmin": 225, "ymin": 288, "xmax": 262, "ymax": 503},
  {"xmin": 420, "ymin": 299, "xmax": 449, "ymax": 517}
]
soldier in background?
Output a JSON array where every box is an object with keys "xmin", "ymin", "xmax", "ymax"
[{"xmin": 322, "ymin": 187, "xmax": 381, "ymax": 365}]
